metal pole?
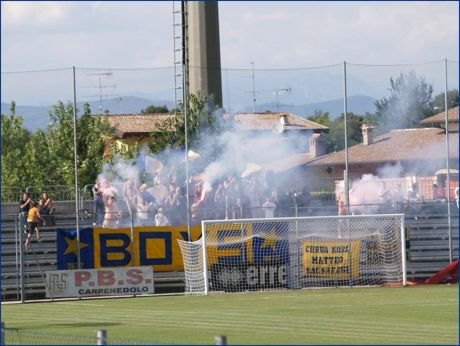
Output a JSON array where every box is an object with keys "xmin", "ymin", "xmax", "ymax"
[
  {"xmin": 15, "ymin": 214, "xmax": 20, "ymax": 300},
  {"xmin": 96, "ymin": 330, "xmax": 107, "ymax": 345},
  {"xmin": 276, "ymin": 89, "xmax": 279, "ymax": 112},
  {"xmin": 215, "ymin": 335, "xmax": 227, "ymax": 345},
  {"xmin": 72, "ymin": 66, "xmax": 81, "ymax": 269},
  {"xmin": 130, "ymin": 211, "xmax": 135, "ymax": 266},
  {"xmin": 182, "ymin": 2, "xmax": 191, "ymax": 241},
  {"xmin": 1, "ymin": 322, "xmax": 5, "ymax": 345},
  {"xmin": 99, "ymin": 75, "xmax": 102, "ymax": 114},
  {"xmin": 400, "ymin": 215, "xmax": 407, "ymax": 286},
  {"xmin": 343, "ymin": 62, "xmax": 350, "ymax": 214},
  {"xmin": 19, "ymin": 214, "xmax": 25, "ymax": 302},
  {"xmin": 251, "ymin": 61, "xmax": 256, "ymax": 112},
  {"xmin": 28, "ymin": 243, "xmax": 54, "ymax": 300},
  {"xmin": 184, "ymin": 83, "xmax": 191, "ymax": 241},
  {"xmin": 444, "ymin": 58, "xmax": 452, "ymax": 264},
  {"xmin": 201, "ymin": 221, "xmax": 209, "ymax": 295}
]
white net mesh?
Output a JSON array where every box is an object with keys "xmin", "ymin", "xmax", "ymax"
[{"xmin": 178, "ymin": 214, "xmax": 406, "ymax": 295}]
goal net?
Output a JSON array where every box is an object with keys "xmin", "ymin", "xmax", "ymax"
[{"xmin": 178, "ymin": 214, "xmax": 406, "ymax": 295}]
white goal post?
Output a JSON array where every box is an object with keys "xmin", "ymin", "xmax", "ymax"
[{"xmin": 178, "ymin": 214, "xmax": 406, "ymax": 295}]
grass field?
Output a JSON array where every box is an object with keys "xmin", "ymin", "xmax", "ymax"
[{"xmin": 2, "ymin": 285, "xmax": 458, "ymax": 345}]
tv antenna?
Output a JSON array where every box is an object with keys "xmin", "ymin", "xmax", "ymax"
[
  {"xmin": 272, "ymin": 87, "xmax": 291, "ymax": 112},
  {"xmin": 85, "ymin": 72, "xmax": 117, "ymax": 114},
  {"xmin": 243, "ymin": 61, "xmax": 258, "ymax": 113}
]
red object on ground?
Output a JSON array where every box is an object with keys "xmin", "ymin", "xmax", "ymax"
[
  {"xmin": 424, "ymin": 259, "xmax": 458, "ymax": 284},
  {"xmin": 406, "ymin": 260, "xmax": 459, "ymax": 285}
]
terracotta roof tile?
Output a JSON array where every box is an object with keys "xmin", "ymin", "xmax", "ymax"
[
  {"xmin": 421, "ymin": 106, "xmax": 459, "ymax": 124},
  {"xmin": 309, "ymin": 127, "xmax": 459, "ymax": 166},
  {"xmin": 231, "ymin": 112, "xmax": 329, "ymax": 131},
  {"xmin": 104, "ymin": 114, "xmax": 176, "ymax": 138}
]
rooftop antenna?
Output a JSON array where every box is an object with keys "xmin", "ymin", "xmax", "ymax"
[
  {"xmin": 244, "ymin": 61, "xmax": 258, "ymax": 113},
  {"xmin": 86, "ymin": 72, "xmax": 116, "ymax": 114},
  {"xmin": 272, "ymin": 87, "xmax": 292, "ymax": 112}
]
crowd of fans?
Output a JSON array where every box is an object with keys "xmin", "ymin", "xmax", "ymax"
[
  {"xmin": 91, "ymin": 171, "xmax": 313, "ymax": 228},
  {"xmin": 18, "ymin": 173, "xmax": 458, "ymax": 232}
]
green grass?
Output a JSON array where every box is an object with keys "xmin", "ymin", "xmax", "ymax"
[{"xmin": 2, "ymin": 285, "xmax": 458, "ymax": 345}]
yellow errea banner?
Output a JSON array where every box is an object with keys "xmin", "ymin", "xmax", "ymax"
[{"xmin": 303, "ymin": 240, "xmax": 362, "ymax": 278}]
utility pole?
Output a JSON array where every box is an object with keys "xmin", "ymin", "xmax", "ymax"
[{"xmin": 251, "ymin": 61, "xmax": 256, "ymax": 112}]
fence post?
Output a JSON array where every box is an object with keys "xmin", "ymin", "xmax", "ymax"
[
  {"xmin": 1, "ymin": 321, "xmax": 5, "ymax": 345},
  {"xmin": 19, "ymin": 213, "xmax": 25, "ymax": 303},
  {"xmin": 214, "ymin": 335, "xmax": 227, "ymax": 345},
  {"xmin": 96, "ymin": 330, "xmax": 107, "ymax": 345},
  {"xmin": 14, "ymin": 213, "xmax": 20, "ymax": 301}
]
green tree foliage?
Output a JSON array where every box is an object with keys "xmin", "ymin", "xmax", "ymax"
[
  {"xmin": 77, "ymin": 103, "xmax": 113, "ymax": 186},
  {"xmin": 432, "ymin": 89, "xmax": 459, "ymax": 112},
  {"xmin": 308, "ymin": 110, "xmax": 375, "ymax": 152},
  {"xmin": 141, "ymin": 104, "xmax": 170, "ymax": 114},
  {"xmin": 1, "ymin": 104, "xmax": 32, "ymax": 188},
  {"xmin": 2, "ymin": 101, "xmax": 113, "ymax": 191},
  {"xmin": 375, "ymin": 71, "xmax": 434, "ymax": 132},
  {"xmin": 148, "ymin": 92, "xmax": 221, "ymax": 154}
]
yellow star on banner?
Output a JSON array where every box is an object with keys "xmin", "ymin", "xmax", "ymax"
[
  {"xmin": 261, "ymin": 227, "xmax": 284, "ymax": 251},
  {"xmin": 64, "ymin": 236, "xmax": 88, "ymax": 256}
]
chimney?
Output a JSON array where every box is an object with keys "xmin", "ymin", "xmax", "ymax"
[
  {"xmin": 309, "ymin": 133, "xmax": 327, "ymax": 158},
  {"xmin": 361, "ymin": 124, "xmax": 375, "ymax": 145},
  {"xmin": 278, "ymin": 113, "xmax": 288, "ymax": 125}
]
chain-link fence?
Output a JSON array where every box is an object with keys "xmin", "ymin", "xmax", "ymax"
[
  {"xmin": 1, "ymin": 324, "xmax": 178, "ymax": 345},
  {"xmin": 2, "ymin": 61, "xmax": 458, "ymax": 206},
  {"xmin": 2, "ymin": 60, "xmax": 458, "ymax": 303}
]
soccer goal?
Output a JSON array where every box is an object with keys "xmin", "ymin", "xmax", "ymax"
[{"xmin": 178, "ymin": 214, "xmax": 406, "ymax": 295}]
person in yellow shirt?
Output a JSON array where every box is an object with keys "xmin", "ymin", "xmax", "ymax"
[{"xmin": 25, "ymin": 202, "xmax": 45, "ymax": 249}]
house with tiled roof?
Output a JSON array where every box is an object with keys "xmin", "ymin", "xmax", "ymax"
[
  {"xmin": 230, "ymin": 112, "xmax": 328, "ymax": 132},
  {"xmin": 227, "ymin": 112, "xmax": 330, "ymax": 163},
  {"xmin": 254, "ymin": 106, "xmax": 459, "ymax": 202},
  {"xmin": 420, "ymin": 106, "xmax": 459, "ymax": 132},
  {"xmin": 103, "ymin": 111, "xmax": 329, "ymax": 161},
  {"xmin": 300, "ymin": 107, "xmax": 459, "ymax": 200},
  {"xmin": 102, "ymin": 113, "xmax": 175, "ymax": 155}
]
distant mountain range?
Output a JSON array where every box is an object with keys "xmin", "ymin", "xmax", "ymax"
[
  {"xmin": 1, "ymin": 95, "xmax": 376, "ymax": 132},
  {"xmin": 251, "ymin": 95, "xmax": 376, "ymax": 118}
]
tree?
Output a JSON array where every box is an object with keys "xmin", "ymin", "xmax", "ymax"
[
  {"xmin": 374, "ymin": 71, "xmax": 434, "ymax": 132},
  {"xmin": 307, "ymin": 110, "xmax": 372, "ymax": 152},
  {"xmin": 432, "ymin": 89, "xmax": 459, "ymax": 112},
  {"xmin": 148, "ymin": 92, "xmax": 221, "ymax": 154},
  {"xmin": 76, "ymin": 103, "xmax": 113, "ymax": 186},
  {"xmin": 2, "ymin": 100, "xmax": 114, "ymax": 192},
  {"xmin": 329, "ymin": 113, "xmax": 368, "ymax": 151},
  {"xmin": 1, "ymin": 104, "xmax": 32, "ymax": 189},
  {"xmin": 141, "ymin": 104, "xmax": 170, "ymax": 114}
]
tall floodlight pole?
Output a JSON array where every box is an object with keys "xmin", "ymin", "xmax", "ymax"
[
  {"xmin": 444, "ymin": 58, "xmax": 452, "ymax": 264},
  {"xmin": 72, "ymin": 67, "xmax": 81, "ymax": 268},
  {"xmin": 343, "ymin": 62, "xmax": 350, "ymax": 215}
]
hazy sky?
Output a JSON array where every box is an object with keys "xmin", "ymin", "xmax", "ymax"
[{"xmin": 1, "ymin": 1, "xmax": 459, "ymax": 106}]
